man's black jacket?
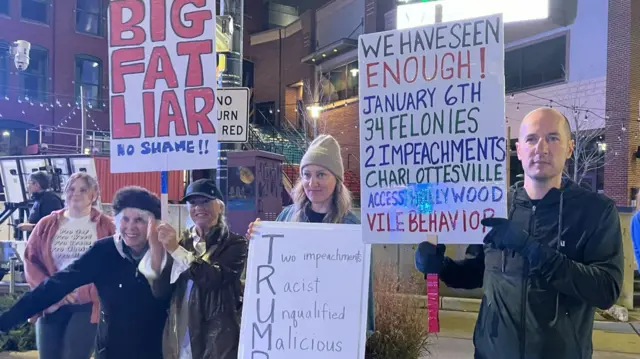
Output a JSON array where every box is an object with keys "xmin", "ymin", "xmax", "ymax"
[
  {"xmin": 28, "ymin": 191, "xmax": 63, "ymax": 224},
  {"xmin": 440, "ymin": 180, "xmax": 623, "ymax": 359}
]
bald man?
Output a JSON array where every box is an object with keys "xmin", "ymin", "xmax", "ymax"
[{"xmin": 415, "ymin": 108, "xmax": 623, "ymax": 359}]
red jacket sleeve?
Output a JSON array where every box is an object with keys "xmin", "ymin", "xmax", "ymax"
[{"xmin": 23, "ymin": 220, "xmax": 51, "ymax": 289}]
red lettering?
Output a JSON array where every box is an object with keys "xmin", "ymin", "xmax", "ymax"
[
  {"xmin": 109, "ymin": 0, "xmax": 145, "ymax": 46},
  {"xmin": 367, "ymin": 213, "xmax": 377, "ymax": 231},
  {"xmin": 458, "ymin": 50, "xmax": 471, "ymax": 79},
  {"xmin": 382, "ymin": 60, "xmax": 400, "ymax": 87},
  {"xmin": 158, "ymin": 91, "xmax": 187, "ymax": 137},
  {"xmin": 111, "ymin": 96, "xmax": 141, "ymax": 139},
  {"xmin": 111, "ymin": 48, "xmax": 145, "ymax": 94},
  {"xmin": 482, "ymin": 208, "xmax": 495, "ymax": 233},
  {"xmin": 403, "ymin": 56, "xmax": 418, "ymax": 83},
  {"xmin": 447, "ymin": 211, "xmax": 459, "ymax": 231},
  {"xmin": 143, "ymin": 46, "xmax": 179, "ymax": 90},
  {"xmin": 150, "ymin": 0, "xmax": 166, "ymax": 42},
  {"xmin": 408, "ymin": 211, "xmax": 418, "ymax": 232},
  {"xmin": 171, "ymin": 0, "xmax": 212, "ymax": 39},
  {"xmin": 423, "ymin": 54, "xmax": 438, "ymax": 81},
  {"xmin": 177, "ymin": 40, "xmax": 213, "ymax": 87},
  {"xmin": 441, "ymin": 52, "xmax": 455, "ymax": 80},
  {"xmin": 366, "ymin": 62, "xmax": 378, "ymax": 88},
  {"xmin": 185, "ymin": 88, "xmax": 216, "ymax": 135},
  {"xmin": 469, "ymin": 211, "xmax": 480, "ymax": 230},
  {"xmin": 438, "ymin": 213, "xmax": 449, "ymax": 232},
  {"xmin": 142, "ymin": 92, "xmax": 155, "ymax": 137}
]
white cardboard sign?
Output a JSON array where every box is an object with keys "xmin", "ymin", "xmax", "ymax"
[
  {"xmin": 239, "ymin": 222, "xmax": 371, "ymax": 359},
  {"xmin": 358, "ymin": 13, "xmax": 508, "ymax": 244}
]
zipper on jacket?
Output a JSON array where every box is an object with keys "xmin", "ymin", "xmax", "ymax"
[{"xmin": 520, "ymin": 204, "xmax": 535, "ymax": 359}]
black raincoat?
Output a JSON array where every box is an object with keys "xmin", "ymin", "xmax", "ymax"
[
  {"xmin": 440, "ymin": 180, "xmax": 623, "ymax": 359},
  {"xmin": 147, "ymin": 224, "xmax": 247, "ymax": 359}
]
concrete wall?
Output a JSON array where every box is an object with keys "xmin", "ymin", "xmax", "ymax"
[
  {"xmin": 316, "ymin": 0, "xmax": 364, "ymax": 48},
  {"xmin": 505, "ymin": 0, "xmax": 608, "ymax": 132}
]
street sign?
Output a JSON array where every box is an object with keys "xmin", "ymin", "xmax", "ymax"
[{"xmin": 217, "ymin": 87, "xmax": 249, "ymax": 143}]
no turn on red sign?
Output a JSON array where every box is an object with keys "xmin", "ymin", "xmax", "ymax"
[{"xmin": 217, "ymin": 87, "xmax": 249, "ymax": 143}]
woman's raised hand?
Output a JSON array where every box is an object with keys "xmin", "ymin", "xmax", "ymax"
[{"xmin": 246, "ymin": 218, "xmax": 261, "ymax": 240}]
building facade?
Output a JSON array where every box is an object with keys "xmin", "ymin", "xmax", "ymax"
[{"xmin": 0, "ymin": 0, "xmax": 110, "ymax": 155}]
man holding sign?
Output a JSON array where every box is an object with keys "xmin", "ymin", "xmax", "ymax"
[{"xmin": 416, "ymin": 108, "xmax": 623, "ymax": 359}]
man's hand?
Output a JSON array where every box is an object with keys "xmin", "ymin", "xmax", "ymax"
[
  {"xmin": 157, "ymin": 223, "xmax": 179, "ymax": 254},
  {"xmin": 481, "ymin": 217, "xmax": 532, "ymax": 252},
  {"xmin": 415, "ymin": 242, "xmax": 447, "ymax": 275},
  {"xmin": 16, "ymin": 223, "xmax": 35, "ymax": 231}
]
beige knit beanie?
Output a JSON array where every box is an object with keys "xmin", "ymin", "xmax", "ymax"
[{"xmin": 300, "ymin": 134, "xmax": 344, "ymax": 181}]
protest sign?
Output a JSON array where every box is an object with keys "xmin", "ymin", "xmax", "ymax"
[
  {"xmin": 218, "ymin": 88, "xmax": 249, "ymax": 143},
  {"xmin": 358, "ymin": 14, "xmax": 507, "ymax": 244},
  {"xmin": 239, "ymin": 222, "xmax": 371, "ymax": 359},
  {"xmin": 107, "ymin": 1, "xmax": 217, "ymax": 173}
]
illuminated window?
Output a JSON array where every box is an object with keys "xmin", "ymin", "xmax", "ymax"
[{"xmin": 320, "ymin": 61, "xmax": 359, "ymax": 103}]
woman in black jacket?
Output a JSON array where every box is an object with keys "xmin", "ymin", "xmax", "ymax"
[
  {"xmin": 141, "ymin": 179, "xmax": 248, "ymax": 359},
  {"xmin": 0, "ymin": 186, "xmax": 171, "ymax": 359}
]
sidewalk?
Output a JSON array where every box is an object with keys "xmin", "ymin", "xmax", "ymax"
[
  {"xmin": 421, "ymin": 337, "xmax": 640, "ymax": 358},
  {"xmin": 1, "ymin": 337, "xmax": 637, "ymax": 359}
]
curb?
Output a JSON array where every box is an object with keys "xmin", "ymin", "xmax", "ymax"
[{"xmin": 423, "ymin": 297, "xmax": 640, "ymax": 355}]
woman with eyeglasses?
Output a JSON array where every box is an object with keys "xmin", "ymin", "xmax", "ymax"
[{"xmin": 21, "ymin": 172, "xmax": 115, "ymax": 359}]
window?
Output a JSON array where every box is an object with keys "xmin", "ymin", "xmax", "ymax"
[
  {"xmin": 320, "ymin": 61, "xmax": 359, "ymax": 103},
  {"xmin": 0, "ymin": 42, "xmax": 8, "ymax": 96},
  {"xmin": 505, "ymin": 35, "xmax": 567, "ymax": 92},
  {"xmin": 21, "ymin": 0, "xmax": 49, "ymax": 24},
  {"xmin": 75, "ymin": 56, "xmax": 101, "ymax": 108},
  {"xmin": 20, "ymin": 47, "xmax": 48, "ymax": 101},
  {"xmin": 76, "ymin": 0, "xmax": 103, "ymax": 36},
  {"xmin": 0, "ymin": 0, "xmax": 9, "ymax": 16}
]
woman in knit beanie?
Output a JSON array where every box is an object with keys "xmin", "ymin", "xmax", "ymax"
[
  {"xmin": 283, "ymin": 134, "xmax": 354, "ymax": 223},
  {"xmin": 247, "ymin": 134, "xmax": 375, "ymax": 334}
]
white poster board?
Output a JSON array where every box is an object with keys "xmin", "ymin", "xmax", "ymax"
[
  {"xmin": 107, "ymin": 1, "xmax": 218, "ymax": 173},
  {"xmin": 239, "ymin": 222, "xmax": 371, "ymax": 359},
  {"xmin": 358, "ymin": 14, "xmax": 507, "ymax": 244}
]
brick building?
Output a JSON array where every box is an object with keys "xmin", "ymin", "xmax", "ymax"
[
  {"xmin": 604, "ymin": 0, "xmax": 640, "ymax": 206},
  {"xmin": 249, "ymin": 0, "xmax": 589, "ymax": 200},
  {"xmin": 0, "ymin": 0, "xmax": 111, "ymax": 155}
]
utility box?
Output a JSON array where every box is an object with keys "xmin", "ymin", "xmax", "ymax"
[{"xmin": 226, "ymin": 150, "xmax": 285, "ymax": 236}]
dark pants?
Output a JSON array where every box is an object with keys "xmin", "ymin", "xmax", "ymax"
[{"xmin": 36, "ymin": 303, "xmax": 97, "ymax": 359}]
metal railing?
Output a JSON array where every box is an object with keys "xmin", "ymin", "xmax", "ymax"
[{"xmin": 26, "ymin": 125, "xmax": 110, "ymax": 155}]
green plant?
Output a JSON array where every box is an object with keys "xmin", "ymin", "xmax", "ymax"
[
  {"xmin": 365, "ymin": 263, "xmax": 431, "ymax": 359},
  {"xmin": 0, "ymin": 294, "xmax": 36, "ymax": 352}
]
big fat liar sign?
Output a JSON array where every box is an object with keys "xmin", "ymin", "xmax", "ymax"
[
  {"xmin": 108, "ymin": 0, "xmax": 217, "ymax": 173},
  {"xmin": 358, "ymin": 14, "xmax": 508, "ymax": 244}
]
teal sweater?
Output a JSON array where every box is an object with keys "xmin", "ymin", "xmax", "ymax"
[{"xmin": 276, "ymin": 205, "xmax": 375, "ymax": 335}]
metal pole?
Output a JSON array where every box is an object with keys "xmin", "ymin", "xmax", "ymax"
[
  {"xmin": 9, "ymin": 256, "xmax": 16, "ymax": 295},
  {"xmin": 80, "ymin": 85, "xmax": 86, "ymax": 154},
  {"xmin": 217, "ymin": 0, "xmax": 244, "ymax": 201}
]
